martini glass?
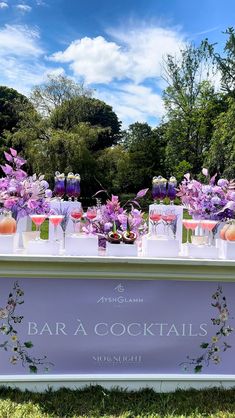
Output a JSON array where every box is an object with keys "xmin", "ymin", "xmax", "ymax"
[
  {"xmin": 187, "ymin": 219, "xmax": 200, "ymax": 244},
  {"xmin": 201, "ymin": 220, "xmax": 218, "ymax": 246},
  {"xmin": 149, "ymin": 207, "xmax": 162, "ymax": 236},
  {"xmin": 49, "ymin": 215, "xmax": 64, "ymax": 242},
  {"xmin": 182, "ymin": 219, "xmax": 191, "ymax": 244},
  {"xmin": 30, "ymin": 214, "xmax": 47, "ymax": 241},
  {"xmin": 70, "ymin": 206, "xmax": 83, "ymax": 235}
]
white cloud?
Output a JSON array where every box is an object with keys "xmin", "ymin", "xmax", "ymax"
[
  {"xmin": 50, "ymin": 25, "xmax": 185, "ymax": 86},
  {"xmin": 96, "ymin": 83, "xmax": 165, "ymax": 128},
  {"xmin": 0, "ymin": 24, "xmax": 42, "ymax": 57},
  {"xmin": 16, "ymin": 4, "xmax": 32, "ymax": 12},
  {"xmin": 0, "ymin": 2, "xmax": 8, "ymax": 9},
  {"xmin": 51, "ymin": 36, "xmax": 131, "ymax": 84},
  {"xmin": 0, "ymin": 24, "xmax": 63, "ymax": 95}
]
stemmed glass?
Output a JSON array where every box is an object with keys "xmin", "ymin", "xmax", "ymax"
[
  {"xmin": 183, "ymin": 219, "xmax": 200, "ymax": 244},
  {"xmin": 54, "ymin": 172, "xmax": 65, "ymax": 200},
  {"xmin": 162, "ymin": 209, "xmax": 177, "ymax": 239},
  {"xmin": 49, "ymin": 215, "xmax": 64, "ymax": 242},
  {"xmin": 66, "ymin": 173, "xmax": 76, "ymax": 201},
  {"xmin": 86, "ymin": 206, "xmax": 97, "ymax": 234},
  {"xmin": 149, "ymin": 207, "xmax": 162, "ymax": 236},
  {"xmin": 70, "ymin": 206, "xmax": 83, "ymax": 235},
  {"xmin": 201, "ymin": 220, "xmax": 218, "ymax": 246},
  {"xmin": 152, "ymin": 177, "xmax": 161, "ymax": 205},
  {"xmin": 167, "ymin": 176, "xmax": 177, "ymax": 205},
  {"xmin": 74, "ymin": 174, "xmax": 81, "ymax": 201},
  {"xmin": 30, "ymin": 214, "xmax": 47, "ymax": 241},
  {"xmin": 159, "ymin": 177, "xmax": 167, "ymax": 204}
]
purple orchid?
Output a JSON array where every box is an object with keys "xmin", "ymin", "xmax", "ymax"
[
  {"xmin": 82, "ymin": 190, "xmax": 148, "ymax": 244},
  {"xmin": 177, "ymin": 169, "xmax": 235, "ymax": 220},
  {"xmin": 0, "ymin": 148, "xmax": 52, "ymax": 220}
]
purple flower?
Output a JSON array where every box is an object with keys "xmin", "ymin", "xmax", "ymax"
[{"xmin": 218, "ymin": 179, "xmax": 229, "ymax": 188}]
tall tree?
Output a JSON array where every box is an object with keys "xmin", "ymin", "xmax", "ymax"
[
  {"xmin": 162, "ymin": 44, "xmax": 224, "ymax": 177},
  {"xmin": 30, "ymin": 74, "xmax": 92, "ymax": 115}
]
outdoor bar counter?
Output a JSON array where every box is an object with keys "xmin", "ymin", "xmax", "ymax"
[{"xmin": 0, "ymin": 254, "xmax": 235, "ymax": 392}]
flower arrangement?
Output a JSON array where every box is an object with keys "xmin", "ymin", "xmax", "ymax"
[
  {"xmin": 177, "ymin": 169, "xmax": 235, "ymax": 220},
  {"xmin": 0, "ymin": 148, "xmax": 52, "ymax": 220},
  {"xmin": 83, "ymin": 189, "xmax": 148, "ymax": 246}
]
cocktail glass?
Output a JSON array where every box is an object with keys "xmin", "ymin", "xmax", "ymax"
[
  {"xmin": 66, "ymin": 173, "xmax": 76, "ymax": 201},
  {"xmin": 152, "ymin": 176, "xmax": 161, "ymax": 204},
  {"xmin": 201, "ymin": 220, "xmax": 218, "ymax": 246},
  {"xmin": 70, "ymin": 206, "xmax": 83, "ymax": 235},
  {"xmin": 49, "ymin": 215, "xmax": 64, "ymax": 242},
  {"xmin": 54, "ymin": 172, "xmax": 65, "ymax": 200},
  {"xmin": 167, "ymin": 176, "xmax": 177, "ymax": 205},
  {"xmin": 162, "ymin": 210, "xmax": 177, "ymax": 239},
  {"xmin": 86, "ymin": 206, "xmax": 97, "ymax": 234},
  {"xmin": 159, "ymin": 177, "xmax": 167, "ymax": 204},
  {"xmin": 183, "ymin": 219, "xmax": 199, "ymax": 244},
  {"xmin": 30, "ymin": 214, "xmax": 47, "ymax": 241},
  {"xmin": 149, "ymin": 207, "xmax": 162, "ymax": 236},
  {"xmin": 74, "ymin": 174, "xmax": 81, "ymax": 201}
]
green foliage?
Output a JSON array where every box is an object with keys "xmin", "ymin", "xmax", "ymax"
[
  {"xmin": 0, "ymin": 86, "xmax": 30, "ymax": 137},
  {"xmin": 204, "ymin": 97, "xmax": 235, "ymax": 177},
  {"xmin": 50, "ymin": 96, "xmax": 121, "ymax": 149}
]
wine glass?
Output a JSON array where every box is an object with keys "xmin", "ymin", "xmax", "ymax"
[
  {"xmin": 54, "ymin": 172, "xmax": 65, "ymax": 200},
  {"xmin": 201, "ymin": 220, "xmax": 218, "ymax": 246},
  {"xmin": 149, "ymin": 207, "xmax": 162, "ymax": 236},
  {"xmin": 87, "ymin": 206, "xmax": 97, "ymax": 221},
  {"xmin": 49, "ymin": 215, "xmax": 64, "ymax": 242},
  {"xmin": 183, "ymin": 219, "xmax": 191, "ymax": 244},
  {"xmin": 162, "ymin": 209, "xmax": 177, "ymax": 239},
  {"xmin": 167, "ymin": 176, "xmax": 177, "ymax": 205},
  {"xmin": 30, "ymin": 214, "xmax": 47, "ymax": 241},
  {"xmin": 70, "ymin": 206, "xmax": 83, "ymax": 235},
  {"xmin": 66, "ymin": 173, "xmax": 76, "ymax": 201}
]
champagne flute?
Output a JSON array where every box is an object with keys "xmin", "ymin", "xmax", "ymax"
[{"xmin": 74, "ymin": 174, "xmax": 81, "ymax": 201}]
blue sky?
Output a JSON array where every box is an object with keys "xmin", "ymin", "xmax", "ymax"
[{"xmin": 0, "ymin": 0, "xmax": 234, "ymax": 127}]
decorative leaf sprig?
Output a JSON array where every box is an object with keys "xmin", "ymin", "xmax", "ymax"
[
  {"xmin": 0, "ymin": 281, "xmax": 53, "ymax": 373},
  {"xmin": 180, "ymin": 285, "xmax": 233, "ymax": 373}
]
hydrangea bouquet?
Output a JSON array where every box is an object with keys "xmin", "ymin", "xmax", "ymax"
[
  {"xmin": 177, "ymin": 169, "xmax": 235, "ymax": 220},
  {"xmin": 0, "ymin": 148, "xmax": 52, "ymax": 220},
  {"xmin": 83, "ymin": 189, "xmax": 148, "ymax": 246}
]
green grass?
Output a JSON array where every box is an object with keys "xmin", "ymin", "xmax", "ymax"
[{"xmin": 0, "ymin": 385, "xmax": 234, "ymax": 417}]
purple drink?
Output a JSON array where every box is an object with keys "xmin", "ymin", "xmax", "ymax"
[
  {"xmin": 74, "ymin": 174, "xmax": 81, "ymax": 200},
  {"xmin": 159, "ymin": 177, "xmax": 167, "ymax": 204},
  {"xmin": 167, "ymin": 176, "xmax": 177, "ymax": 204},
  {"xmin": 66, "ymin": 173, "xmax": 76, "ymax": 200},
  {"xmin": 152, "ymin": 177, "xmax": 160, "ymax": 203},
  {"xmin": 54, "ymin": 172, "xmax": 65, "ymax": 198}
]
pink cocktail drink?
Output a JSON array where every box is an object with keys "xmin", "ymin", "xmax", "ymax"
[
  {"xmin": 30, "ymin": 214, "xmax": 47, "ymax": 240},
  {"xmin": 49, "ymin": 215, "xmax": 64, "ymax": 241},
  {"xmin": 183, "ymin": 219, "xmax": 199, "ymax": 244},
  {"xmin": 201, "ymin": 220, "xmax": 218, "ymax": 245},
  {"xmin": 150, "ymin": 213, "xmax": 162, "ymax": 222},
  {"xmin": 70, "ymin": 208, "xmax": 83, "ymax": 235}
]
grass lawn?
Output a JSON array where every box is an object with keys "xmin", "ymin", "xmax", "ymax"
[{"xmin": 0, "ymin": 385, "xmax": 234, "ymax": 417}]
